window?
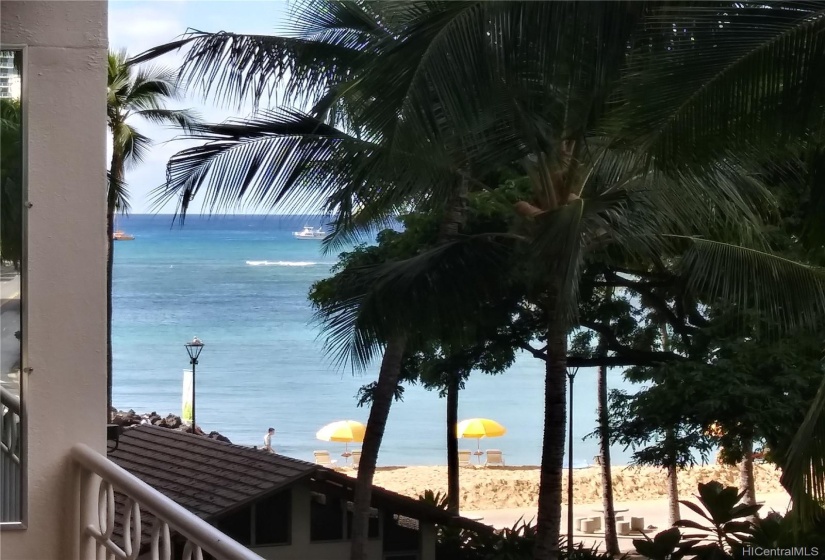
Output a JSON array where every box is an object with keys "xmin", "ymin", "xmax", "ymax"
[
  {"xmin": 0, "ymin": 47, "xmax": 24, "ymax": 527},
  {"xmin": 216, "ymin": 506, "xmax": 252, "ymax": 546},
  {"xmin": 383, "ymin": 513, "xmax": 420, "ymax": 552},
  {"xmin": 345, "ymin": 502, "xmax": 380, "ymax": 539},
  {"xmin": 310, "ymin": 492, "xmax": 344, "ymax": 541},
  {"xmin": 254, "ymin": 490, "xmax": 291, "ymax": 545}
]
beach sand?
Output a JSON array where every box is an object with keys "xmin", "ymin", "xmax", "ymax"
[{"xmin": 344, "ymin": 463, "xmax": 785, "ymax": 510}]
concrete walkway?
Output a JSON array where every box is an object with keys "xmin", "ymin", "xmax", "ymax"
[{"xmin": 462, "ymin": 492, "xmax": 791, "ymax": 553}]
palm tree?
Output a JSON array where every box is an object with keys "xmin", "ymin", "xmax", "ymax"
[
  {"xmin": 105, "ymin": 50, "xmax": 197, "ymax": 416},
  {"xmin": 136, "ymin": 2, "xmax": 825, "ymax": 557},
  {"xmin": 595, "ymin": 342, "xmax": 620, "ymax": 555}
]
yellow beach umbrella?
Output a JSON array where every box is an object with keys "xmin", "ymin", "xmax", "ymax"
[
  {"xmin": 316, "ymin": 420, "xmax": 366, "ymax": 460},
  {"xmin": 457, "ymin": 418, "xmax": 507, "ymax": 462}
]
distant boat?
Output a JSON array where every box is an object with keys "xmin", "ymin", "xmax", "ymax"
[
  {"xmin": 113, "ymin": 216, "xmax": 135, "ymax": 241},
  {"xmin": 113, "ymin": 230, "xmax": 135, "ymax": 241},
  {"xmin": 292, "ymin": 226, "xmax": 326, "ymax": 240}
]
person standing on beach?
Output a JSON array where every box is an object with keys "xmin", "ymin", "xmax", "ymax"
[{"xmin": 263, "ymin": 427, "xmax": 275, "ymax": 453}]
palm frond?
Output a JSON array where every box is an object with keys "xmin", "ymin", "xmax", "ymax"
[
  {"xmin": 129, "ymin": 0, "xmax": 386, "ymax": 110},
  {"xmin": 107, "ymin": 171, "xmax": 130, "ymax": 214},
  {"xmin": 114, "ymin": 121, "xmax": 151, "ymax": 168},
  {"xmin": 134, "ymin": 108, "xmax": 200, "ymax": 133},
  {"xmin": 153, "ymin": 109, "xmax": 461, "ymax": 230},
  {"xmin": 781, "ymin": 370, "xmax": 825, "ymax": 530},
  {"xmin": 611, "ymin": 1, "xmax": 825, "ymax": 167},
  {"xmin": 313, "ymin": 234, "xmax": 513, "ymax": 370},
  {"xmin": 127, "ymin": 65, "xmax": 181, "ymax": 107},
  {"xmin": 675, "ymin": 237, "xmax": 825, "ymax": 331}
]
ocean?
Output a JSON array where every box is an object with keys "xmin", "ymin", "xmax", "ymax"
[{"xmin": 112, "ymin": 214, "xmax": 639, "ymax": 466}]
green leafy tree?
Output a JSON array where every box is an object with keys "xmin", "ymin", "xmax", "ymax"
[
  {"xmin": 311, "ymin": 185, "xmax": 522, "ymax": 531},
  {"xmin": 137, "ymin": 3, "xmax": 825, "ymax": 557},
  {"xmin": 105, "ymin": 50, "xmax": 197, "ymax": 415}
]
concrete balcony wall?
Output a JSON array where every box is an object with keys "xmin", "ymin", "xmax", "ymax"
[{"xmin": 0, "ymin": 2, "xmax": 108, "ymax": 559}]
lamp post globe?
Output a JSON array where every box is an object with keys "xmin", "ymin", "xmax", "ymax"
[{"xmin": 184, "ymin": 337, "xmax": 204, "ymax": 433}]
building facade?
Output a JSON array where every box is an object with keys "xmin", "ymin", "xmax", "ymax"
[{"xmin": 0, "ymin": 1, "xmax": 108, "ymax": 557}]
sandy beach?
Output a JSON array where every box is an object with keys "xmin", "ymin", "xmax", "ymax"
[{"xmin": 345, "ymin": 463, "xmax": 785, "ymax": 510}]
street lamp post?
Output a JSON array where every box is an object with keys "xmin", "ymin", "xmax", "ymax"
[{"xmin": 184, "ymin": 336, "xmax": 204, "ymax": 434}]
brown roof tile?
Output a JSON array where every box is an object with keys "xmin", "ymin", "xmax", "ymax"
[
  {"xmin": 109, "ymin": 425, "xmax": 315, "ymax": 520},
  {"xmin": 108, "ymin": 424, "xmax": 492, "ymax": 539}
]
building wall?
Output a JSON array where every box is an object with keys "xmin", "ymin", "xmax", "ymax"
[
  {"xmin": 0, "ymin": 2, "xmax": 108, "ymax": 559},
  {"xmin": 251, "ymin": 484, "xmax": 383, "ymax": 560},
  {"xmin": 420, "ymin": 523, "xmax": 436, "ymax": 560}
]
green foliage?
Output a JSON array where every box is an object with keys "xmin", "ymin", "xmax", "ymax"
[
  {"xmin": 632, "ymin": 527, "xmax": 693, "ymax": 560},
  {"xmin": 0, "ymin": 96, "xmax": 22, "ymax": 267},
  {"xmin": 743, "ymin": 510, "xmax": 825, "ymax": 553},
  {"xmin": 419, "ymin": 490, "xmax": 450, "ymax": 510},
  {"xmin": 142, "ymin": 0, "xmax": 825, "ymax": 543},
  {"xmin": 107, "ymin": 49, "xmax": 198, "ymax": 214},
  {"xmin": 675, "ymin": 482, "xmax": 761, "ymax": 554},
  {"xmin": 609, "ymin": 308, "xmax": 825, "ymax": 472},
  {"xmin": 636, "ymin": 482, "xmax": 825, "ymax": 559},
  {"xmin": 431, "ymin": 515, "xmax": 620, "ymax": 560}
]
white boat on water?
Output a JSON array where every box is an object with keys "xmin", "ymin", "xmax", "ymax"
[{"xmin": 292, "ymin": 226, "xmax": 326, "ymax": 240}]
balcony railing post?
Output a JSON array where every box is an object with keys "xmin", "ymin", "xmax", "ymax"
[
  {"xmin": 71, "ymin": 444, "xmax": 262, "ymax": 560},
  {"xmin": 76, "ymin": 465, "xmax": 99, "ymax": 560}
]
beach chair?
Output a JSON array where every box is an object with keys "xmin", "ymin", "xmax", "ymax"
[
  {"xmin": 314, "ymin": 450, "xmax": 337, "ymax": 467},
  {"xmin": 351, "ymin": 450, "xmax": 362, "ymax": 469},
  {"xmin": 485, "ymin": 449, "xmax": 505, "ymax": 466},
  {"xmin": 458, "ymin": 449, "xmax": 472, "ymax": 467}
]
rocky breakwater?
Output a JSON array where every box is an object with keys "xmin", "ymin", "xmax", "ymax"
[{"xmin": 111, "ymin": 409, "xmax": 232, "ymax": 443}]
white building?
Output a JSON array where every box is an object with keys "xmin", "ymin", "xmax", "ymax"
[{"xmin": 0, "ymin": 51, "xmax": 21, "ymax": 99}]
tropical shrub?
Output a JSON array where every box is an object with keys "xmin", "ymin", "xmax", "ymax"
[
  {"xmin": 741, "ymin": 510, "xmax": 825, "ymax": 556},
  {"xmin": 421, "ymin": 490, "xmax": 623, "ymax": 560},
  {"xmin": 675, "ymin": 481, "xmax": 761, "ymax": 554},
  {"xmin": 635, "ymin": 482, "xmax": 825, "ymax": 559}
]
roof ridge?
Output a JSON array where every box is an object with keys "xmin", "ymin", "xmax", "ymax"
[{"xmin": 125, "ymin": 425, "xmax": 318, "ymax": 467}]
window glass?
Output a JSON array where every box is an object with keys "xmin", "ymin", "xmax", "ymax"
[
  {"xmin": 383, "ymin": 513, "xmax": 420, "ymax": 552},
  {"xmin": 1, "ymin": 47, "xmax": 24, "ymax": 526},
  {"xmin": 255, "ymin": 489, "xmax": 291, "ymax": 545},
  {"xmin": 309, "ymin": 492, "xmax": 343, "ymax": 541},
  {"xmin": 216, "ymin": 506, "xmax": 252, "ymax": 545}
]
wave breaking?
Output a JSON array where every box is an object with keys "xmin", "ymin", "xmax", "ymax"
[{"xmin": 246, "ymin": 260, "xmax": 322, "ymax": 267}]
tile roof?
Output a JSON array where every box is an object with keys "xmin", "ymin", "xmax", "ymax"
[
  {"xmin": 109, "ymin": 425, "xmax": 315, "ymax": 520},
  {"xmin": 108, "ymin": 424, "xmax": 493, "ymax": 542}
]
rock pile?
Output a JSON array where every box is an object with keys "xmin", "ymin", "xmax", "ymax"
[{"xmin": 110, "ymin": 408, "xmax": 232, "ymax": 443}]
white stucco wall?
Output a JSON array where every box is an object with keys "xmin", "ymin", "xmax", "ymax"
[{"xmin": 0, "ymin": 1, "xmax": 108, "ymax": 559}]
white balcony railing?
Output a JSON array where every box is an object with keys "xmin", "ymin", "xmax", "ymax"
[
  {"xmin": 1, "ymin": 385, "xmax": 21, "ymax": 522},
  {"xmin": 72, "ymin": 443, "xmax": 263, "ymax": 560}
]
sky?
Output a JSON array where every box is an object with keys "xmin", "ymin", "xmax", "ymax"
[{"xmin": 109, "ymin": 0, "xmax": 290, "ymax": 214}]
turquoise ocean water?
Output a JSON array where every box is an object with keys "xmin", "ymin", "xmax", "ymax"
[{"xmin": 112, "ymin": 214, "xmax": 638, "ymax": 466}]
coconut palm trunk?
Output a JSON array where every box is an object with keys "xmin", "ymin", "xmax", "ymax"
[
  {"xmin": 446, "ymin": 371, "xmax": 460, "ymax": 514},
  {"xmin": 739, "ymin": 438, "xmax": 757, "ymax": 506},
  {"xmin": 350, "ymin": 334, "xmax": 407, "ymax": 560},
  {"xmin": 105, "ymin": 49, "xmax": 196, "ymax": 418},
  {"xmin": 597, "ymin": 359, "xmax": 620, "ymax": 555},
  {"xmin": 106, "ymin": 152, "xmax": 122, "ymax": 420},
  {"xmin": 534, "ymin": 301, "xmax": 569, "ymax": 560},
  {"xmin": 351, "ymin": 179, "xmax": 468, "ymax": 560},
  {"xmin": 666, "ymin": 442, "xmax": 682, "ymax": 527},
  {"xmin": 660, "ymin": 325, "xmax": 681, "ymax": 526}
]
